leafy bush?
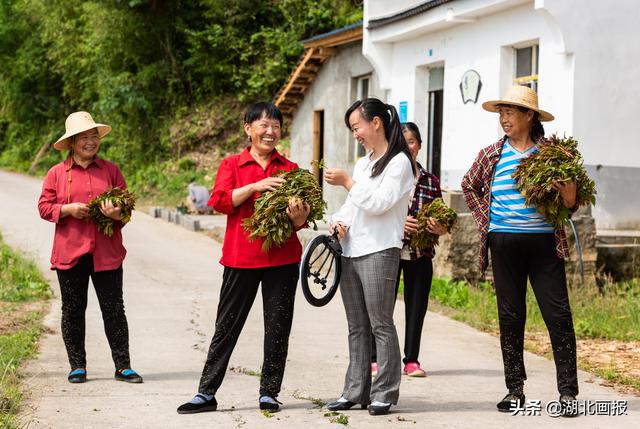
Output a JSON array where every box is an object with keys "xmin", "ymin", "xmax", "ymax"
[{"xmin": 0, "ymin": 239, "xmax": 50, "ymax": 302}]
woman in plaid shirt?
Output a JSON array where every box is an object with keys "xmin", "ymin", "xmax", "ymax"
[
  {"xmin": 461, "ymin": 85, "xmax": 579, "ymax": 417},
  {"xmin": 370, "ymin": 122, "xmax": 446, "ymax": 379}
]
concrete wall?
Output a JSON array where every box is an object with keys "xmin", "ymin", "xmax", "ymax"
[
  {"xmin": 288, "ymin": 42, "xmax": 383, "ymax": 214},
  {"xmin": 363, "ymin": 0, "xmax": 640, "ymax": 229},
  {"xmin": 541, "ymin": 0, "xmax": 640, "ymax": 229},
  {"xmin": 586, "ymin": 165, "xmax": 640, "ymax": 229}
]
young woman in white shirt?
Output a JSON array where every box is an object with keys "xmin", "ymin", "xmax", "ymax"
[{"xmin": 324, "ymin": 98, "xmax": 416, "ymax": 416}]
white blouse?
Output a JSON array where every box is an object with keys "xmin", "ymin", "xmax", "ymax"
[{"xmin": 330, "ymin": 151, "xmax": 414, "ymax": 258}]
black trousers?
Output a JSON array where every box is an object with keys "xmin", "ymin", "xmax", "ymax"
[
  {"xmin": 198, "ymin": 263, "xmax": 298, "ymax": 398},
  {"xmin": 372, "ymin": 256, "xmax": 433, "ymax": 365},
  {"xmin": 489, "ymin": 232, "xmax": 578, "ymax": 396},
  {"xmin": 56, "ymin": 254, "xmax": 130, "ymax": 370}
]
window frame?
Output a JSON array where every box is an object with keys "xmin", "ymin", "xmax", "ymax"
[
  {"xmin": 353, "ymin": 74, "xmax": 371, "ymax": 160},
  {"xmin": 513, "ymin": 44, "xmax": 539, "ymax": 91}
]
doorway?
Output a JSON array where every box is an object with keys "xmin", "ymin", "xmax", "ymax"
[
  {"xmin": 427, "ymin": 67, "xmax": 443, "ymax": 179},
  {"xmin": 313, "ymin": 110, "xmax": 324, "ymax": 190}
]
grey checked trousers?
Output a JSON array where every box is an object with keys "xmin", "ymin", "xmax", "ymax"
[{"xmin": 339, "ymin": 247, "xmax": 401, "ymax": 405}]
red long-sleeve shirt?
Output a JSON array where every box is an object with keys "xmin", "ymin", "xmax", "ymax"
[
  {"xmin": 209, "ymin": 147, "xmax": 302, "ymax": 268},
  {"xmin": 38, "ymin": 156, "xmax": 127, "ymax": 271}
]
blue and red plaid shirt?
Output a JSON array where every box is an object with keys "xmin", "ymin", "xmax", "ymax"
[
  {"xmin": 461, "ymin": 137, "xmax": 570, "ymax": 274},
  {"xmin": 403, "ymin": 162, "xmax": 442, "ymax": 260}
]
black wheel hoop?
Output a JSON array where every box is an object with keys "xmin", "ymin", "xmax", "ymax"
[{"xmin": 300, "ymin": 234, "xmax": 342, "ymax": 307}]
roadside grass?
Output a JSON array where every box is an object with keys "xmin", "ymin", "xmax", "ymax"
[
  {"xmin": 405, "ymin": 277, "xmax": 640, "ymax": 393},
  {"xmin": 0, "ymin": 234, "xmax": 51, "ymax": 429}
]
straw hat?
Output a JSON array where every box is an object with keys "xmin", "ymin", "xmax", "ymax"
[
  {"xmin": 482, "ymin": 85, "xmax": 554, "ymax": 122},
  {"xmin": 53, "ymin": 111, "xmax": 112, "ymax": 151}
]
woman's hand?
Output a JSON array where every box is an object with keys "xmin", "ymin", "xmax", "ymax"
[
  {"xmin": 553, "ymin": 180, "xmax": 577, "ymax": 209},
  {"xmin": 253, "ymin": 176, "xmax": 285, "ymax": 193},
  {"xmin": 100, "ymin": 200, "xmax": 122, "ymax": 220},
  {"xmin": 329, "ymin": 222, "xmax": 348, "ymax": 240},
  {"xmin": 324, "ymin": 168, "xmax": 354, "ymax": 190},
  {"xmin": 404, "ymin": 215, "xmax": 419, "ymax": 236},
  {"xmin": 62, "ymin": 203, "xmax": 89, "ymax": 220},
  {"xmin": 426, "ymin": 217, "xmax": 448, "ymax": 236},
  {"xmin": 286, "ymin": 197, "xmax": 311, "ymax": 228}
]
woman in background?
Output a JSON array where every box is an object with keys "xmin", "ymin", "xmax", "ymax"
[
  {"xmin": 38, "ymin": 111, "xmax": 142, "ymax": 384},
  {"xmin": 371, "ymin": 122, "xmax": 446, "ymax": 378}
]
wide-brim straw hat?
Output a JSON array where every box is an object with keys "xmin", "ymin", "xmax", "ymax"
[
  {"xmin": 482, "ymin": 85, "xmax": 554, "ymax": 122},
  {"xmin": 53, "ymin": 111, "xmax": 112, "ymax": 151}
]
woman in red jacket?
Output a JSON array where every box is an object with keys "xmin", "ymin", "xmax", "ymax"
[
  {"xmin": 177, "ymin": 102, "xmax": 310, "ymax": 415},
  {"xmin": 38, "ymin": 111, "xmax": 142, "ymax": 384}
]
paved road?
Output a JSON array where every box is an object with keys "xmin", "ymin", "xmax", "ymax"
[{"xmin": 1, "ymin": 168, "xmax": 638, "ymax": 429}]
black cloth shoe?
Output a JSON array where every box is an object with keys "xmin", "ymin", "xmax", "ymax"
[
  {"xmin": 368, "ymin": 403, "xmax": 391, "ymax": 416},
  {"xmin": 497, "ymin": 391, "xmax": 525, "ymax": 412},
  {"xmin": 68, "ymin": 369, "xmax": 87, "ymax": 383},
  {"xmin": 177, "ymin": 395, "xmax": 218, "ymax": 414},
  {"xmin": 327, "ymin": 400, "xmax": 368, "ymax": 411},
  {"xmin": 114, "ymin": 368, "xmax": 143, "ymax": 383},
  {"xmin": 560, "ymin": 394, "xmax": 579, "ymax": 417},
  {"xmin": 259, "ymin": 396, "xmax": 281, "ymax": 412}
]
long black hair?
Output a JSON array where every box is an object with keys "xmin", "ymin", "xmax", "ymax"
[
  {"xmin": 401, "ymin": 122, "xmax": 422, "ymax": 146},
  {"xmin": 344, "ymin": 98, "xmax": 416, "ymax": 178}
]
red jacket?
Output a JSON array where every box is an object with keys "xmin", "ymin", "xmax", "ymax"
[
  {"xmin": 38, "ymin": 156, "xmax": 127, "ymax": 271},
  {"xmin": 209, "ymin": 147, "xmax": 302, "ymax": 268}
]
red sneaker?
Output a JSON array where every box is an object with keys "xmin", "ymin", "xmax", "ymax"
[
  {"xmin": 371, "ymin": 362, "xmax": 378, "ymax": 377},
  {"xmin": 403, "ymin": 362, "xmax": 426, "ymax": 377}
]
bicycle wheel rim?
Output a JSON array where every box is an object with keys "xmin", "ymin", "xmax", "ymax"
[{"xmin": 300, "ymin": 235, "xmax": 341, "ymax": 307}]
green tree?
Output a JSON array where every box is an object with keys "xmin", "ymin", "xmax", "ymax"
[{"xmin": 0, "ymin": 0, "xmax": 362, "ymax": 199}]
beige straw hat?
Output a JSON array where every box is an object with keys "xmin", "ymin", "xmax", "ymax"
[
  {"xmin": 53, "ymin": 111, "xmax": 112, "ymax": 151},
  {"xmin": 482, "ymin": 85, "xmax": 554, "ymax": 122}
]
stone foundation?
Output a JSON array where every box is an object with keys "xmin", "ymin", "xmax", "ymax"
[
  {"xmin": 596, "ymin": 230, "xmax": 640, "ymax": 282},
  {"xmin": 433, "ymin": 192, "xmax": 598, "ymax": 286}
]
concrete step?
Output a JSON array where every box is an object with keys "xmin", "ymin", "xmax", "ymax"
[
  {"xmin": 596, "ymin": 242, "xmax": 640, "ymax": 281},
  {"xmin": 597, "ymin": 229, "xmax": 640, "ymax": 245}
]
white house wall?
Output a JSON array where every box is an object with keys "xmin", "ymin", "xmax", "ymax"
[
  {"xmin": 375, "ymin": 2, "xmax": 573, "ymax": 189},
  {"xmin": 288, "ymin": 43, "xmax": 383, "ymax": 215},
  {"xmin": 364, "ymin": 0, "xmax": 640, "ymax": 228},
  {"xmin": 540, "ymin": 0, "xmax": 640, "ymax": 228}
]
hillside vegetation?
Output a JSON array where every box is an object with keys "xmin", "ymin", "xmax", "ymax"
[{"xmin": 0, "ymin": 0, "xmax": 362, "ymax": 202}]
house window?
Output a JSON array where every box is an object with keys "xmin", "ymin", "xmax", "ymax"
[
  {"xmin": 353, "ymin": 75, "xmax": 370, "ymax": 159},
  {"xmin": 514, "ymin": 45, "xmax": 538, "ymax": 91}
]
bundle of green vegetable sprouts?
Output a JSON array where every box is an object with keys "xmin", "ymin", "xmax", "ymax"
[
  {"xmin": 410, "ymin": 197, "xmax": 458, "ymax": 250},
  {"xmin": 87, "ymin": 188, "xmax": 136, "ymax": 237},
  {"xmin": 243, "ymin": 167, "xmax": 326, "ymax": 252},
  {"xmin": 513, "ymin": 134, "xmax": 596, "ymax": 227}
]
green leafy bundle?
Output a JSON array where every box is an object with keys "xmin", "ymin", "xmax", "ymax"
[
  {"xmin": 87, "ymin": 188, "xmax": 136, "ymax": 237},
  {"xmin": 410, "ymin": 198, "xmax": 458, "ymax": 250},
  {"xmin": 512, "ymin": 135, "xmax": 596, "ymax": 227},
  {"xmin": 243, "ymin": 168, "xmax": 326, "ymax": 252}
]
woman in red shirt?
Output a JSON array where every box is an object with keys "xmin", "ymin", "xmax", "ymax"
[
  {"xmin": 38, "ymin": 112, "xmax": 142, "ymax": 384},
  {"xmin": 177, "ymin": 102, "xmax": 310, "ymax": 415}
]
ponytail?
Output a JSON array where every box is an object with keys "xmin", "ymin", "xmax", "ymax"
[
  {"xmin": 344, "ymin": 98, "xmax": 416, "ymax": 178},
  {"xmin": 531, "ymin": 117, "xmax": 545, "ymax": 141}
]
